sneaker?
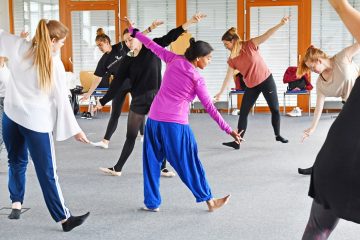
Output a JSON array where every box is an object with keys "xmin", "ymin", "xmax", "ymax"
[
  {"xmin": 85, "ymin": 112, "xmax": 92, "ymax": 120},
  {"xmin": 81, "ymin": 112, "xmax": 87, "ymax": 119},
  {"xmin": 161, "ymin": 168, "xmax": 176, "ymax": 177},
  {"xmin": 231, "ymin": 109, "xmax": 240, "ymax": 115},
  {"xmin": 286, "ymin": 107, "xmax": 302, "ymax": 117},
  {"xmin": 99, "ymin": 167, "xmax": 122, "ymax": 176},
  {"xmin": 90, "ymin": 141, "xmax": 109, "ymax": 149}
]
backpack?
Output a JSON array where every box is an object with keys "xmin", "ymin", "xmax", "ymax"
[{"xmin": 283, "ymin": 66, "xmax": 313, "ymax": 91}]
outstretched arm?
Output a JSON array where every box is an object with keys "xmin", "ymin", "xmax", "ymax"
[
  {"xmin": 214, "ymin": 66, "xmax": 235, "ymax": 101},
  {"xmin": 153, "ymin": 13, "xmax": 206, "ymax": 47},
  {"xmin": 142, "ymin": 19, "xmax": 164, "ymax": 35},
  {"xmin": 329, "ymin": 0, "xmax": 360, "ymax": 42},
  {"xmin": 195, "ymin": 76, "xmax": 242, "ymax": 143},
  {"xmin": 343, "ymin": 42, "xmax": 360, "ymax": 61},
  {"xmin": 251, "ymin": 16, "xmax": 290, "ymax": 47},
  {"xmin": 302, "ymin": 92, "xmax": 326, "ymax": 142},
  {"xmin": 125, "ymin": 18, "xmax": 177, "ymax": 63}
]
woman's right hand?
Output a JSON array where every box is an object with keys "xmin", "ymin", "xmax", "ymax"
[
  {"xmin": 93, "ymin": 99, "xmax": 103, "ymax": 112},
  {"xmin": 80, "ymin": 92, "xmax": 91, "ymax": 102},
  {"xmin": 74, "ymin": 131, "xmax": 90, "ymax": 143},
  {"xmin": 214, "ymin": 92, "xmax": 222, "ymax": 102},
  {"xmin": 302, "ymin": 127, "xmax": 315, "ymax": 142},
  {"xmin": 230, "ymin": 130, "xmax": 245, "ymax": 144}
]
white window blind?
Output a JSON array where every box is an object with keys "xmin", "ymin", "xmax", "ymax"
[
  {"xmin": 127, "ymin": 0, "xmax": 176, "ymax": 76},
  {"xmin": 127, "ymin": 0, "xmax": 176, "ymax": 38},
  {"xmin": 71, "ymin": 10, "xmax": 115, "ymax": 77},
  {"xmin": 187, "ymin": 0, "xmax": 237, "ymax": 102},
  {"xmin": 13, "ymin": 0, "xmax": 59, "ymax": 36},
  {"xmin": 249, "ymin": 6, "xmax": 298, "ymax": 107},
  {"xmin": 311, "ymin": 0, "xmax": 360, "ymax": 106}
]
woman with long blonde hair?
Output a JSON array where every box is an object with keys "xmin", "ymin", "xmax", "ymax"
[
  {"xmin": 297, "ymin": 43, "xmax": 360, "ymax": 175},
  {"xmin": 215, "ymin": 17, "xmax": 290, "ymax": 150},
  {"xmin": 0, "ymin": 19, "xmax": 89, "ymax": 231}
]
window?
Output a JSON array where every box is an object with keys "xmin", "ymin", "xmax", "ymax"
[
  {"xmin": 249, "ymin": 6, "xmax": 298, "ymax": 107},
  {"xmin": 127, "ymin": 0, "xmax": 176, "ymax": 37},
  {"xmin": 71, "ymin": 10, "xmax": 116, "ymax": 77},
  {"xmin": 187, "ymin": 0, "xmax": 237, "ymax": 101},
  {"xmin": 13, "ymin": 0, "xmax": 59, "ymax": 36}
]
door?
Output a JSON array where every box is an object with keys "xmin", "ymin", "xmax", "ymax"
[{"xmin": 246, "ymin": 0, "xmax": 302, "ymax": 111}]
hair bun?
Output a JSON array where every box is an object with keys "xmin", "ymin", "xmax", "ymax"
[
  {"xmin": 189, "ymin": 38, "xmax": 196, "ymax": 45},
  {"xmin": 97, "ymin": 28, "xmax": 105, "ymax": 36},
  {"xmin": 229, "ymin": 27, "xmax": 237, "ymax": 33}
]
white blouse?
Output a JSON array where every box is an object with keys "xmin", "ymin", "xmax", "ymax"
[
  {"xmin": 0, "ymin": 63, "xmax": 10, "ymax": 98},
  {"xmin": 0, "ymin": 29, "xmax": 81, "ymax": 141}
]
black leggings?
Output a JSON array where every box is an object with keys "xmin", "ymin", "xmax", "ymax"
[
  {"xmin": 238, "ymin": 74, "xmax": 281, "ymax": 137},
  {"xmin": 104, "ymin": 92, "xmax": 144, "ymax": 140},
  {"xmin": 113, "ymin": 110, "xmax": 165, "ymax": 172},
  {"xmin": 302, "ymin": 200, "xmax": 339, "ymax": 240}
]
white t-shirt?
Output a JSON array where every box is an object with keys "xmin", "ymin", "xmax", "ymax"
[
  {"xmin": 0, "ymin": 29, "xmax": 81, "ymax": 141},
  {"xmin": 316, "ymin": 47, "xmax": 360, "ymax": 101},
  {"xmin": 0, "ymin": 63, "xmax": 10, "ymax": 98}
]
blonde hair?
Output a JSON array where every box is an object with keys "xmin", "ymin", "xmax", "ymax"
[
  {"xmin": 297, "ymin": 45, "xmax": 330, "ymax": 78},
  {"xmin": 29, "ymin": 19, "xmax": 68, "ymax": 93},
  {"xmin": 222, "ymin": 27, "xmax": 244, "ymax": 58}
]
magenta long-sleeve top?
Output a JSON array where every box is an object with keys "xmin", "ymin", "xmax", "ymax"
[{"xmin": 131, "ymin": 27, "xmax": 232, "ymax": 134}]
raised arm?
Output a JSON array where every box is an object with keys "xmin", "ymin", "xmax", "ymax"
[
  {"xmin": 214, "ymin": 66, "xmax": 235, "ymax": 101},
  {"xmin": 125, "ymin": 18, "xmax": 177, "ymax": 64},
  {"xmin": 302, "ymin": 92, "xmax": 326, "ymax": 142},
  {"xmin": 251, "ymin": 16, "xmax": 290, "ymax": 47},
  {"xmin": 343, "ymin": 42, "xmax": 360, "ymax": 60},
  {"xmin": 153, "ymin": 13, "xmax": 206, "ymax": 47},
  {"xmin": 329, "ymin": 0, "xmax": 360, "ymax": 42}
]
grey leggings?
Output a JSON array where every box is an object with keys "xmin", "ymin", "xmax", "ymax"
[{"xmin": 302, "ymin": 200, "xmax": 339, "ymax": 240}]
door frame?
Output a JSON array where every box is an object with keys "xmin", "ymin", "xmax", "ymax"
[{"xmin": 243, "ymin": 0, "xmax": 311, "ymax": 112}]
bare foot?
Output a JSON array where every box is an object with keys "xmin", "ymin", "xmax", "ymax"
[{"xmin": 206, "ymin": 194, "xmax": 231, "ymax": 212}]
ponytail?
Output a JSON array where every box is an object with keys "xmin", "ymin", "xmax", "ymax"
[
  {"xmin": 29, "ymin": 19, "xmax": 68, "ymax": 93},
  {"xmin": 32, "ymin": 19, "xmax": 53, "ymax": 93}
]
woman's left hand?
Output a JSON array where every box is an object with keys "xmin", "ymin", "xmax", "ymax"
[
  {"xmin": 122, "ymin": 16, "xmax": 135, "ymax": 29},
  {"xmin": 151, "ymin": 20, "xmax": 164, "ymax": 30},
  {"xmin": 190, "ymin": 12, "xmax": 207, "ymax": 24}
]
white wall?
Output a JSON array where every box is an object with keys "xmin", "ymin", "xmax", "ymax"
[{"xmin": 0, "ymin": 0, "xmax": 10, "ymax": 31}]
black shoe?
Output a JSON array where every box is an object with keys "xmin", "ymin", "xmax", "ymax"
[
  {"xmin": 222, "ymin": 141, "xmax": 240, "ymax": 150},
  {"xmin": 298, "ymin": 167, "xmax": 313, "ymax": 175},
  {"xmin": 81, "ymin": 112, "xmax": 87, "ymax": 119},
  {"xmin": 62, "ymin": 212, "xmax": 90, "ymax": 232},
  {"xmin": 276, "ymin": 135, "xmax": 289, "ymax": 143},
  {"xmin": 85, "ymin": 112, "xmax": 92, "ymax": 120},
  {"xmin": 8, "ymin": 209, "xmax": 21, "ymax": 220}
]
